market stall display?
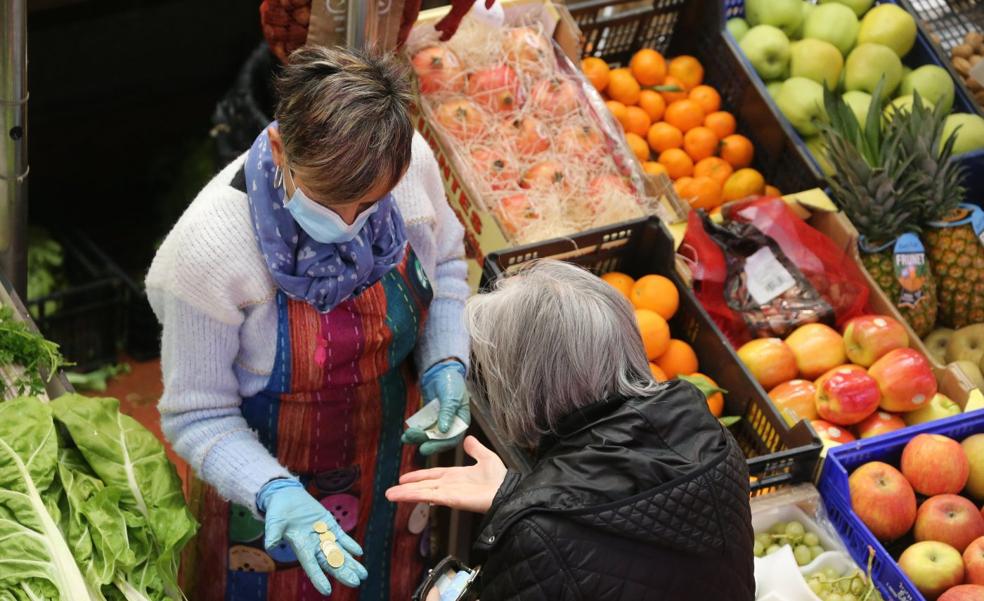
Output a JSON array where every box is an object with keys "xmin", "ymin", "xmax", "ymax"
[{"xmin": 818, "ymin": 410, "xmax": 984, "ymax": 600}]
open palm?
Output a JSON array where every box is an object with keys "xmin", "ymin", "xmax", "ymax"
[{"xmin": 385, "ymin": 436, "xmax": 507, "ymax": 514}]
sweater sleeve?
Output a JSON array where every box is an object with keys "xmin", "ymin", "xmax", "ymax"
[
  {"xmin": 152, "ymin": 290, "xmax": 291, "ymax": 514},
  {"xmin": 410, "ymin": 135, "xmax": 471, "ymax": 373}
]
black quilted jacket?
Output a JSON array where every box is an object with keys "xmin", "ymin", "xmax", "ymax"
[{"xmin": 471, "ymin": 380, "xmax": 755, "ymax": 601}]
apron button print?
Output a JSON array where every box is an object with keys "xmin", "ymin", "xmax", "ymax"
[
  {"xmin": 229, "ymin": 545, "xmax": 276, "ymax": 573},
  {"xmin": 320, "ymin": 494, "xmax": 359, "ymax": 532},
  {"xmin": 228, "ymin": 503, "xmax": 265, "ymax": 543},
  {"xmin": 408, "ymin": 502, "xmax": 430, "ymax": 535},
  {"xmin": 266, "ymin": 539, "xmax": 298, "ymax": 564},
  {"xmin": 313, "ymin": 466, "xmax": 359, "ymax": 495}
]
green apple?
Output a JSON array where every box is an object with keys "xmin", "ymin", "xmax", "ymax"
[
  {"xmin": 746, "ymin": 0, "xmax": 804, "ymax": 37},
  {"xmin": 900, "ymin": 66, "xmax": 955, "ymax": 114},
  {"xmin": 790, "ymin": 39, "xmax": 844, "ymax": 90},
  {"xmin": 942, "ymin": 113, "xmax": 984, "ymax": 155},
  {"xmin": 858, "ymin": 4, "xmax": 917, "ymax": 57},
  {"xmin": 767, "ymin": 81, "xmax": 784, "ymax": 100},
  {"xmin": 727, "ymin": 17, "xmax": 750, "ymax": 41},
  {"xmin": 843, "ymin": 90, "xmax": 873, "ymax": 129},
  {"xmin": 845, "ymin": 43, "xmax": 903, "ymax": 100},
  {"xmin": 805, "ymin": 136, "xmax": 835, "ymax": 176},
  {"xmin": 740, "ymin": 25, "xmax": 792, "ymax": 81},
  {"xmin": 803, "ymin": 3, "xmax": 860, "ymax": 56},
  {"xmin": 904, "ymin": 393, "xmax": 961, "ymax": 426},
  {"xmin": 884, "ymin": 95, "xmax": 935, "ymax": 125},
  {"xmin": 819, "ymin": 0, "xmax": 875, "ymax": 18},
  {"xmin": 792, "ymin": 2, "xmax": 816, "ymax": 39},
  {"xmin": 777, "ymin": 77, "xmax": 827, "ymax": 135}
]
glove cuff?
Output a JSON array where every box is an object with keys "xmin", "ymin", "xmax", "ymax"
[
  {"xmin": 256, "ymin": 477, "xmax": 304, "ymax": 513},
  {"xmin": 422, "ymin": 359, "xmax": 466, "ymax": 385}
]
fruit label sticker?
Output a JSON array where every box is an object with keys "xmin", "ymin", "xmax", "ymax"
[
  {"xmin": 745, "ymin": 247, "xmax": 796, "ymax": 305},
  {"xmin": 973, "ymin": 206, "xmax": 984, "ymax": 248},
  {"xmin": 894, "ymin": 233, "xmax": 930, "ymax": 310}
]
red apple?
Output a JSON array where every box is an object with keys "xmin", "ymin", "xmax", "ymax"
[
  {"xmin": 411, "ymin": 46, "xmax": 464, "ymax": 94},
  {"xmin": 915, "ymin": 494, "xmax": 984, "ymax": 553},
  {"xmin": 855, "ymin": 411, "xmax": 907, "ymax": 439},
  {"xmin": 737, "ymin": 338, "xmax": 798, "ymax": 390},
  {"xmin": 530, "ymin": 77, "xmax": 581, "ymax": 118},
  {"xmin": 962, "ymin": 434, "xmax": 984, "ymax": 502},
  {"xmin": 520, "ymin": 161, "xmax": 565, "ymax": 190},
  {"xmin": 434, "ymin": 99, "xmax": 486, "ymax": 139},
  {"xmin": 812, "ymin": 419, "xmax": 856, "ymax": 444},
  {"xmin": 469, "ymin": 147, "xmax": 519, "ymax": 190},
  {"xmin": 903, "ymin": 434, "xmax": 970, "ymax": 496},
  {"xmin": 785, "ymin": 323, "xmax": 847, "ymax": 379},
  {"xmin": 849, "ymin": 461, "xmax": 917, "ymax": 542},
  {"xmin": 510, "ymin": 116, "xmax": 550, "ymax": 155},
  {"xmin": 965, "ymin": 537, "xmax": 984, "ymax": 585},
  {"xmin": 843, "ymin": 315, "xmax": 910, "ymax": 367},
  {"xmin": 939, "ymin": 585, "xmax": 984, "ymax": 601},
  {"xmin": 815, "ymin": 365, "xmax": 881, "ymax": 426},
  {"xmin": 770, "ymin": 380, "xmax": 818, "ymax": 426},
  {"xmin": 468, "ymin": 65, "xmax": 522, "ymax": 113},
  {"xmin": 900, "ymin": 541, "xmax": 966, "ymax": 600},
  {"xmin": 869, "ymin": 348, "xmax": 938, "ymax": 413}
]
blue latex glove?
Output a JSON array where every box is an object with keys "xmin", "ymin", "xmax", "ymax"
[
  {"xmin": 401, "ymin": 360, "xmax": 470, "ymax": 456},
  {"xmin": 257, "ymin": 479, "xmax": 368, "ymax": 596}
]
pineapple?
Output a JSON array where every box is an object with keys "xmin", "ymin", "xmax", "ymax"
[
  {"xmin": 818, "ymin": 84, "xmax": 939, "ymax": 337},
  {"xmin": 893, "ymin": 94, "xmax": 982, "ymax": 328}
]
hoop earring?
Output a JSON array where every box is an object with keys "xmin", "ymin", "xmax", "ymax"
[{"xmin": 273, "ymin": 166, "xmax": 284, "ymax": 189}]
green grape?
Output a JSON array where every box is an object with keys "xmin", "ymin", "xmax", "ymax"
[
  {"xmin": 809, "ymin": 579, "xmax": 825, "ymax": 595},
  {"xmin": 804, "ymin": 532, "xmax": 820, "ymax": 547},
  {"xmin": 771, "ymin": 521, "xmax": 788, "ymax": 535},
  {"xmin": 753, "ymin": 541, "xmax": 764, "ymax": 557},
  {"xmin": 838, "ymin": 578, "xmax": 851, "ymax": 594},
  {"xmin": 810, "ymin": 545, "xmax": 825, "ymax": 560},
  {"xmin": 766, "ymin": 544, "xmax": 781, "ymax": 555},
  {"xmin": 785, "ymin": 521, "xmax": 806, "ymax": 537},
  {"xmin": 828, "ymin": 594, "xmax": 843, "ymax": 601},
  {"xmin": 794, "ymin": 545, "xmax": 813, "ymax": 566},
  {"xmin": 842, "ymin": 595, "xmax": 857, "ymax": 601},
  {"xmin": 824, "ymin": 568, "xmax": 839, "ymax": 580},
  {"xmin": 755, "ymin": 533, "xmax": 772, "ymax": 548},
  {"xmin": 850, "ymin": 577, "xmax": 864, "ymax": 595}
]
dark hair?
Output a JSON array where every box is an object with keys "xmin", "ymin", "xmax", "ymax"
[{"xmin": 275, "ymin": 46, "xmax": 414, "ymax": 204}]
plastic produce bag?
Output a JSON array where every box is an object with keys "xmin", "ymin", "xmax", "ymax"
[{"xmin": 681, "ymin": 198, "xmax": 868, "ymax": 345}]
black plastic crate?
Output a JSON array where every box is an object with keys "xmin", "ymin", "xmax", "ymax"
[
  {"xmin": 899, "ymin": 0, "xmax": 984, "ymax": 56},
  {"xmin": 567, "ymin": 0, "xmax": 823, "ymax": 195},
  {"xmin": 479, "ymin": 216, "xmax": 823, "ymax": 496}
]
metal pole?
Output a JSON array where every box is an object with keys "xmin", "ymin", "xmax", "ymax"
[
  {"xmin": 0, "ymin": 0, "xmax": 29, "ymax": 298},
  {"xmin": 346, "ymin": 0, "xmax": 380, "ymax": 50}
]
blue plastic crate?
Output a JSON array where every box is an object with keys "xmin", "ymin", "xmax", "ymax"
[
  {"xmin": 724, "ymin": 0, "xmax": 984, "ymax": 207},
  {"xmin": 817, "ymin": 410, "xmax": 984, "ymax": 601}
]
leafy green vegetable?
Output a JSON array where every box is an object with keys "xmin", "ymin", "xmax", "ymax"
[
  {"xmin": 26, "ymin": 229, "xmax": 65, "ymax": 320},
  {"xmin": 0, "ymin": 306, "xmax": 70, "ymax": 397},
  {"xmin": 67, "ymin": 364, "xmax": 131, "ymax": 393}
]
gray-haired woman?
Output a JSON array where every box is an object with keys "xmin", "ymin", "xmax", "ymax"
[
  {"xmin": 147, "ymin": 46, "xmax": 470, "ymax": 600},
  {"xmin": 387, "ymin": 260, "xmax": 755, "ymax": 601}
]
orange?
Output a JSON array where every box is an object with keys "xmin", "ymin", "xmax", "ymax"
[
  {"xmin": 656, "ymin": 339, "xmax": 699, "ymax": 379},
  {"xmin": 693, "ymin": 157, "xmax": 734, "ymax": 187},
  {"xmin": 630, "ymin": 274, "xmax": 680, "ymax": 319},
  {"xmin": 765, "ymin": 185, "xmax": 782, "ymax": 197},
  {"xmin": 704, "ymin": 110, "xmax": 737, "ymax": 139},
  {"xmin": 606, "ymin": 100, "xmax": 628, "ymax": 129},
  {"xmin": 635, "ymin": 309, "xmax": 671, "ymax": 360},
  {"xmin": 689, "ymin": 373, "xmax": 724, "ymax": 417},
  {"xmin": 689, "ymin": 85, "xmax": 721, "ymax": 114},
  {"xmin": 683, "ymin": 126, "xmax": 719, "ymax": 161},
  {"xmin": 658, "ymin": 148, "xmax": 694, "ymax": 180},
  {"xmin": 581, "ymin": 57, "xmax": 611, "ymax": 92},
  {"xmin": 659, "ymin": 75, "xmax": 689, "ymax": 104},
  {"xmin": 673, "ymin": 176, "xmax": 694, "ymax": 198},
  {"xmin": 676, "ymin": 176, "xmax": 723, "ymax": 210},
  {"xmin": 649, "ymin": 363, "xmax": 668, "ymax": 382},
  {"xmin": 600, "ymin": 271, "xmax": 634, "ymax": 299},
  {"xmin": 720, "ymin": 134, "xmax": 755, "ymax": 169},
  {"xmin": 637, "ymin": 90, "xmax": 667, "ymax": 122},
  {"xmin": 625, "ymin": 132, "xmax": 650, "ymax": 162},
  {"xmin": 722, "ymin": 168, "xmax": 766, "ymax": 202},
  {"xmin": 663, "ymin": 99, "xmax": 706, "ymax": 133},
  {"xmin": 647, "ymin": 122, "xmax": 683, "ymax": 153},
  {"xmin": 643, "ymin": 161, "xmax": 669, "ymax": 177},
  {"xmin": 668, "ymin": 55, "xmax": 704, "ymax": 90},
  {"xmin": 623, "ymin": 106, "xmax": 652, "ymax": 137},
  {"xmin": 630, "ymin": 48, "xmax": 667, "ymax": 86},
  {"xmin": 608, "ymin": 68, "xmax": 641, "ymax": 106}
]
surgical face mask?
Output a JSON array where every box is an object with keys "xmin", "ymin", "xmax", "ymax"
[{"xmin": 282, "ymin": 166, "xmax": 379, "ymax": 244}]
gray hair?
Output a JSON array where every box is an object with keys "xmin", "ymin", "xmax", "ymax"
[
  {"xmin": 274, "ymin": 46, "xmax": 414, "ymax": 204},
  {"xmin": 466, "ymin": 260, "xmax": 663, "ymax": 449}
]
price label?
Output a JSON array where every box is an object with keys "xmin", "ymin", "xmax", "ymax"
[{"xmin": 745, "ymin": 247, "xmax": 796, "ymax": 305}]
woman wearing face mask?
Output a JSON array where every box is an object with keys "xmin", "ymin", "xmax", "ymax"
[{"xmin": 146, "ymin": 46, "xmax": 470, "ymax": 600}]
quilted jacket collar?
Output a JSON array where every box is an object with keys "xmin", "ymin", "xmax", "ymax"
[{"xmin": 475, "ymin": 379, "xmax": 737, "ymax": 557}]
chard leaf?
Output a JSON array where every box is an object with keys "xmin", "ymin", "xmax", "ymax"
[{"xmin": 0, "ymin": 398, "xmax": 93, "ymax": 600}]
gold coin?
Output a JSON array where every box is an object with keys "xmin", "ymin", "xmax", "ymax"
[
  {"xmin": 320, "ymin": 541, "xmax": 335, "ymax": 556},
  {"xmin": 319, "ymin": 530, "xmax": 337, "ymax": 543},
  {"xmin": 313, "ymin": 521, "xmax": 329, "ymax": 534},
  {"xmin": 326, "ymin": 547, "xmax": 345, "ymax": 569}
]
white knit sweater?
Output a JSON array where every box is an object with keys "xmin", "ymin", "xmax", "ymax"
[{"xmin": 146, "ymin": 132, "xmax": 470, "ymax": 513}]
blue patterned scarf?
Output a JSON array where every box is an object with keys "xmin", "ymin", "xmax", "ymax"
[{"xmin": 244, "ymin": 126, "xmax": 407, "ymax": 313}]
